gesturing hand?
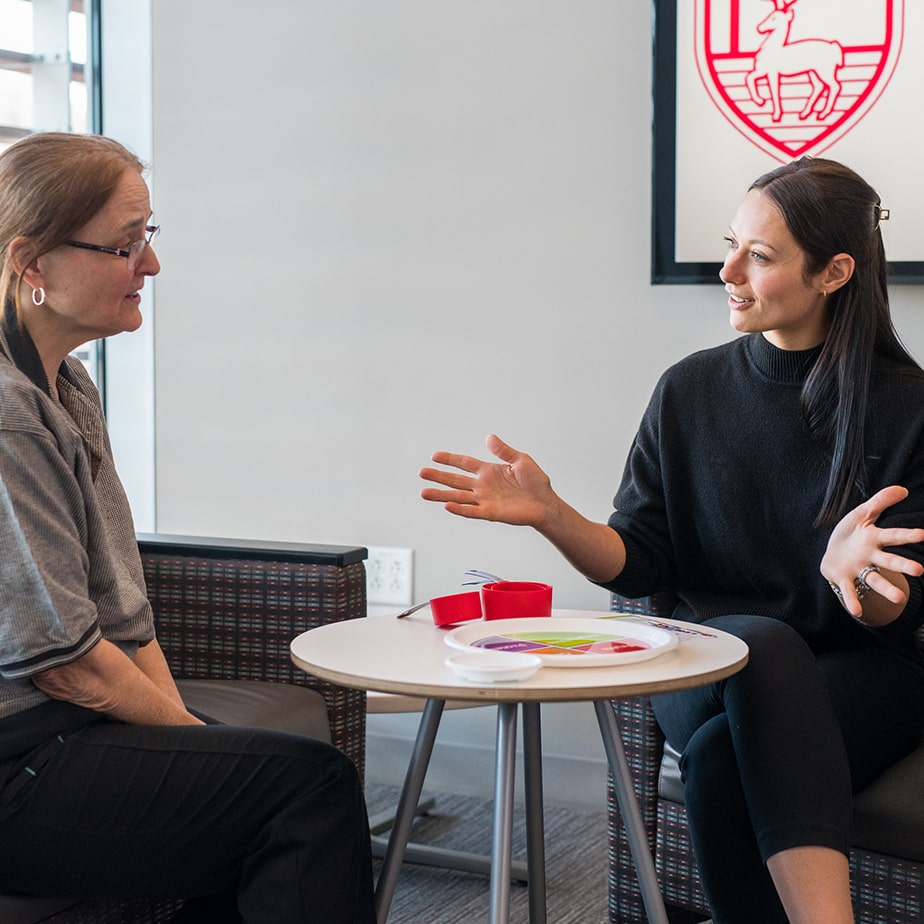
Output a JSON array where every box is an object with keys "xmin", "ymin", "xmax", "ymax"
[
  {"xmin": 821, "ymin": 485, "xmax": 924, "ymax": 620},
  {"xmin": 419, "ymin": 434, "xmax": 559, "ymax": 529}
]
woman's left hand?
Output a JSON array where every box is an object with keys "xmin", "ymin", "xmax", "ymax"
[{"xmin": 821, "ymin": 485, "xmax": 924, "ymax": 621}]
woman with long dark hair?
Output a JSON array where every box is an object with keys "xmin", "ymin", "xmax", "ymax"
[{"xmin": 420, "ymin": 157, "xmax": 924, "ymax": 922}]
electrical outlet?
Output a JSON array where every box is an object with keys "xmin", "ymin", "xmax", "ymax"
[{"xmin": 366, "ymin": 546, "xmax": 414, "ymax": 606}]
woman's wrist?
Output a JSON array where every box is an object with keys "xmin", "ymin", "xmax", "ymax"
[{"xmin": 537, "ymin": 502, "xmax": 626, "ymax": 583}]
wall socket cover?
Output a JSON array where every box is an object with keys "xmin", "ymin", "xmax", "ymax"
[{"xmin": 366, "ymin": 545, "xmax": 414, "ymax": 606}]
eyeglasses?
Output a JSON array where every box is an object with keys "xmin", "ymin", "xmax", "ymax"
[{"xmin": 66, "ymin": 224, "xmax": 161, "ymax": 273}]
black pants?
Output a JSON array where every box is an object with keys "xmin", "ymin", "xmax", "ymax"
[
  {"xmin": 652, "ymin": 614, "xmax": 924, "ymax": 924},
  {"xmin": 0, "ymin": 721, "xmax": 376, "ymax": 923}
]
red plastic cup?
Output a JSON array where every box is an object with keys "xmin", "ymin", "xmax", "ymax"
[
  {"xmin": 480, "ymin": 581, "xmax": 553, "ymax": 620},
  {"xmin": 429, "ymin": 591, "xmax": 484, "ymax": 627}
]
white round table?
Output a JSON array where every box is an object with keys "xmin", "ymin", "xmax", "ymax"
[{"xmin": 291, "ymin": 608, "xmax": 748, "ymax": 924}]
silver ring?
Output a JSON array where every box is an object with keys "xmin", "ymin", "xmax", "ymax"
[{"xmin": 854, "ymin": 565, "xmax": 880, "ymax": 600}]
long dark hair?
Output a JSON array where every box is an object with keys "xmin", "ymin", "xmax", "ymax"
[{"xmin": 750, "ymin": 157, "xmax": 923, "ymax": 528}]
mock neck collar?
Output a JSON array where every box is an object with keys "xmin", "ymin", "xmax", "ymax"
[
  {"xmin": 1, "ymin": 301, "xmax": 53, "ymax": 395},
  {"xmin": 746, "ymin": 333, "xmax": 823, "ymax": 384}
]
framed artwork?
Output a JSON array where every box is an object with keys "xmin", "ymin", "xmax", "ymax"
[{"xmin": 652, "ymin": 0, "xmax": 924, "ymax": 284}]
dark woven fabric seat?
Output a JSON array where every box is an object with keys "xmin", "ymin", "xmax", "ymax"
[
  {"xmin": 1, "ymin": 534, "xmax": 368, "ymax": 924},
  {"xmin": 606, "ymin": 593, "xmax": 924, "ymax": 924}
]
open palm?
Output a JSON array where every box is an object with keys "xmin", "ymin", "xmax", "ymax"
[{"xmin": 419, "ymin": 434, "xmax": 558, "ymax": 528}]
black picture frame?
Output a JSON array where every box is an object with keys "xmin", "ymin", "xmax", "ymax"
[{"xmin": 650, "ymin": 0, "xmax": 924, "ymax": 285}]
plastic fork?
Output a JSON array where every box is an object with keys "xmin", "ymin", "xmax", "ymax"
[
  {"xmin": 394, "ymin": 601, "xmax": 431, "ymax": 619},
  {"xmin": 461, "ymin": 569, "xmax": 505, "ymax": 586}
]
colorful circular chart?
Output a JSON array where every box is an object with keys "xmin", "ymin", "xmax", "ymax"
[{"xmin": 444, "ymin": 618, "xmax": 678, "ymax": 668}]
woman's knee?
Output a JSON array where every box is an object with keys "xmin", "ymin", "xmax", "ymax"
[
  {"xmin": 708, "ymin": 615, "xmax": 819, "ymax": 689},
  {"xmin": 270, "ymin": 733, "xmax": 361, "ymax": 794},
  {"xmin": 708, "ymin": 614, "xmax": 805, "ymax": 652},
  {"xmin": 653, "ymin": 616, "xmax": 814, "ymax": 749},
  {"xmin": 201, "ymin": 727, "xmax": 363, "ymax": 812}
]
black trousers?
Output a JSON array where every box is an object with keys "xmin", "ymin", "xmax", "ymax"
[
  {"xmin": 0, "ymin": 720, "xmax": 376, "ymax": 923},
  {"xmin": 652, "ymin": 614, "xmax": 924, "ymax": 924}
]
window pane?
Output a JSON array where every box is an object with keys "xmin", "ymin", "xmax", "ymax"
[
  {"xmin": 0, "ymin": 0, "xmax": 33, "ymax": 150},
  {"xmin": 68, "ymin": 3, "xmax": 88, "ymax": 133},
  {"xmin": 0, "ymin": 70, "xmax": 32, "ymax": 133},
  {"xmin": 0, "ymin": 1, "xmax": 90, "ymax": 147},
  {"xmin": 0, "ymin": 1, "xmax": 33, "ymax": 54},
  {"xmin": 68, "ymin": 65, "xmax": 86, "ymax": 131},
  {"xmin": 68, "ymin": 7, "xmax": 85, "ymax": 64},
  {"xmin": 0, "ymin": 0, "xmax": 100, "ymax": 385}
]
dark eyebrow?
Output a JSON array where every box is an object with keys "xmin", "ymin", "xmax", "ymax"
[{"xmin": 727, "ymin": 226, "xmax": 779, "ymax": 254}]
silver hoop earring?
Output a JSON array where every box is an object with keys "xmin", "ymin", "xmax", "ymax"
[{"xmin": 31, "ymin": 287, "xmax": 45, "ymax": 307}]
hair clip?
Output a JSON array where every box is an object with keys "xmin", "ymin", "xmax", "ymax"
[{"xmin": 875, "ymin": 205, "xmax": 890, "ymax": 225}]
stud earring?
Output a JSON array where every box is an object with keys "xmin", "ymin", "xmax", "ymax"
[{"xmin": 31, "ymin": 287, "xmax": 45, "ymax": 307}]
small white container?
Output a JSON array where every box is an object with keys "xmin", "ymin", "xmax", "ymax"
[{"xmin": 445, "ymin": 650, "xmax": 542, "ymax": 683}]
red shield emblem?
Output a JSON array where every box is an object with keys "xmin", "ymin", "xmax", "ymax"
[{"xmin": 695, "ymin": 0, "xmax": 904, "ymax": 161}]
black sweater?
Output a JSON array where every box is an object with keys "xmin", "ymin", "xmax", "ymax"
[{"xmin": 605, "ymin": 333, "xmax": 924, "ymax": 655}]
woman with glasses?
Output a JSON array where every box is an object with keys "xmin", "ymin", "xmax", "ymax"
[
  {"xmin": 0, "ymin": 132, "xmax": 375, "ymax": 923},
  {"xmin": 420, "ymin": 157, "xmax": 924, "ymax": 923}
]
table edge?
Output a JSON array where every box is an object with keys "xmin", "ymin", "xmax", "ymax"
[{"xmin": 290, "ymin": 650, "xmax": 749, "ymax": 703}]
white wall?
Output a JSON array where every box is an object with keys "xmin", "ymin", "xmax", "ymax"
[
  {"xmin": 99, "ymin": 0, "xmax": 155, "ymax": 530},
  {"xmin": 144, "ymin": 0, "xmax": 738, "ymax": 600},
  {"xmin": 102, "ymin": 1, "xmax": 924, "ymax": 808}
]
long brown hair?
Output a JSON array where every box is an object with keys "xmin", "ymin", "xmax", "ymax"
[
  {"xmin": 0, "ymin": 132, "xmax": 145, "ymax": 316},
  {"xmin": 751, "ymin": 157, "xmax": 923, "ymax": 527}
]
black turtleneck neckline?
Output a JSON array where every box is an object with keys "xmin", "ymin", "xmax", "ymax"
[{"xmin": 746, "ymin": 332, "xmax": 823, "ymax": 385}]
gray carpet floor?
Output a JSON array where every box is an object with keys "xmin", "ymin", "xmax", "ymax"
[{"xmin": 366, "ymin": 783, "xmax": 609, "ymax": 924}]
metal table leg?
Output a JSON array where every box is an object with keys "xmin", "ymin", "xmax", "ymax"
[
  {"xmin": 489, "ymin": 702, "xmax": 518, "ymax": 924},
  {"xmin": 594, "ymin": 700, "xmax": 669, "ymax": 924},
  {"xmin": 375, "ymin": 698, "xmax": 445, "ymax": 924},
  {"xmin": 522, "ymin": 702, "xmax": 547, "ymax": 924}
]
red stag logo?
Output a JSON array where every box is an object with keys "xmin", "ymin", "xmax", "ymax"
[{"xmin": 695, "ymin": 0, "xmax": 903, "ymax": 161}]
